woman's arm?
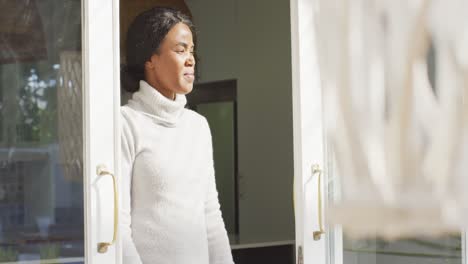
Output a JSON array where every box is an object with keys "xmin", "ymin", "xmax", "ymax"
[
  {"xmin": 204, "ymin": 119, "xmax": 235, "ymax": 264},
  {"xmin": 121, "ymin": 111, "xmax": 143, "ymax": 264}
]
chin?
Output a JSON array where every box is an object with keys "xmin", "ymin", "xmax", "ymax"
[{"xmin": 178, "ymin": 85, "xmax": 193, "ymax": 95}]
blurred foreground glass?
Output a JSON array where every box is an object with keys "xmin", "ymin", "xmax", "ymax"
[{"xmin": 312, "ymin": 0, "xmax": 468, "ymax": 239}]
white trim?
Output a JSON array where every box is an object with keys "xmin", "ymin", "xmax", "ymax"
[
  {"xmin": 290, "ymin": 0, "xmax": 304, "ymax": 263},
  {"xmin": 325, "ymin": 151, "xmax": 343, "ymax": 264},
  {"xmin": 290, "ymin": 0, "xmax": 327, "ymax": 263},
  {"xmin": 230, "ymin": 240, "xmax": 295, "ymax": 250},
  {"xmin": 82, "ymin": 0, "xmax": 91, "ymax": 262},
  {"xmin": 328, "ymin": 225, "xmax": 343, "ymax": 264},
  {"xmin": 83, "ymin": 0, "xmax": 119, "ymax": 263},
  {"xmin": 112, "ymin": 0, "xmax": 122, "ymax": 263},
  {"xmin": 463, "ymin": 231, "xmax": 467, "ymax": 264}
]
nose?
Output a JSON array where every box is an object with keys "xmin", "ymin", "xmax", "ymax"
[{"xmin": 186, "ymin": 54, "xmax": 195, "ymax": 67}]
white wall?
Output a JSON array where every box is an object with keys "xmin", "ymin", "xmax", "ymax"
[
  {"xmin": 186, "ymin": 0, "xmax": 238, "ymax": 82},
  {"xmin": 187, "ymin": 0, "xmax": 295, "ymax": 244}
]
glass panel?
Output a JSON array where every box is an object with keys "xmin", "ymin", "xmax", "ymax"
[
  {"xmin": 328, "ymin": 169, "xmax": 463, "ymax": 264},
  {"xmin": 326, "ymin": 134, "xmax": 463, "ymax": 264},
  {"xmin": 0, "ymin": 0, "xmax": 84, "ymax": 263},
  {"xmin": 340, "ymin": 236, "xmax": 461, "ymax": 264},
  {"xmin": 197, "ymin": 102, "xmax": 237, "ymax": 238}
]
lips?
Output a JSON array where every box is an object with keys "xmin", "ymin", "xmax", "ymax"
[{"xmin": 183, "ymin": 72, "xmax": 195, "ymax": 82}]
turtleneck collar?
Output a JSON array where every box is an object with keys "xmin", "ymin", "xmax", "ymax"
[{"xmin": 128, "ymin": 80, "xmax": 187, "ymax": 127}]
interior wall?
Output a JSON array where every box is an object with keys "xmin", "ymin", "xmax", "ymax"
[
  {"xmin": 187, "ymin": 0, "xmax": 295, "ymax": 244},
  {"xmin": 186, "ymin": 0, "xmax": 238, "ymax": 82},
  {"xmin": 236, "ymin": 0, "xmax": 294, "ymax": 244}
]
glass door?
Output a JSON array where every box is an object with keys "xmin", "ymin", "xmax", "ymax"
[
  {"xmin": 0, "ymin": 0, "xmax": 120, "ymax": 263},
  {"xmin": 291, "ymin": 0, "xmax": 468, "ymax": 264},
  {"xmin": 325, "ymin": 151, "xmax": 464, "ymax": 264}
]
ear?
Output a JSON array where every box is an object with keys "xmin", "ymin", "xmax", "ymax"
[
  {"xmin": 144, "ymin": 60, "xmax": 154, "ymax": 70},
  {"xmin": 145, "ymin": 54, "xmax": 160, "ymax": 70}
]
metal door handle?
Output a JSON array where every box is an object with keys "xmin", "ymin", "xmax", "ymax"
[
  {"xmin": 312, "ymin": 164, "xmax": 325, "ymax": 240},
  {"xmin": 96, "ymin": 164, "xmax": 118, "ymax": 253}
]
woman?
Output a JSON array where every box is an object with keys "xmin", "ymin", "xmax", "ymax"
[{"xmin": 120, "ymin": 7, "xmax": 234, "ymax": 264}]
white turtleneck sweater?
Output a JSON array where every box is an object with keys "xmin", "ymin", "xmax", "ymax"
[{"xmin": 121, "ymin": 81, "xmax": 234, "ymax": 264}]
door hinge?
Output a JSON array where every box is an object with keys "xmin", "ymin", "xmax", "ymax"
[{"xmin": 297, "ymin": 245, "xmax": 303, "ymax": 264}]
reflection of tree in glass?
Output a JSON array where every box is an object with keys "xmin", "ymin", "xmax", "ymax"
[
  {"xmin": 40, "ymin": 243, "xmax": 61, "ymax": 261},
  {"xmin": 0, "ymin": 247, "xmax": 18, "ymax": 262},
  {"xmin": 17, "ymin": 66, "xmax": 59, "ymax": 143}
]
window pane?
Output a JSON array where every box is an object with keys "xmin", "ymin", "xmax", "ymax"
[
  {"xmin": 0, "ymin": 0, "xmax": 84, "ymax": 262},
  {"xmin": 327, "ymin": 136, "xmax": 462, "ymax": 264}
]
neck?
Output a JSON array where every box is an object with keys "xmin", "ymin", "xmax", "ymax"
[
  {"xmin": 145, "ymin": 72, "xmax": 176, "ymax": 101},
  {"xmin": 128, "ymin": 80, "xmax": 187, "ymax": 127},
  {"xmin": 144, "ymin": 77, "xmax": 175, "ymax": 101}
]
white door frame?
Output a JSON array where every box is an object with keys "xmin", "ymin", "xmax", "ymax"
[
  {"xmin": 290, "ymin": 0, "xmax": 327, "ymax": 263},
  {"xmin": 82, "ymin": 0, "xmax": 121, "ymax": 263},
  {"xmin": 290, "ymin": 1, "xmax": 468, "ymax": 264}
]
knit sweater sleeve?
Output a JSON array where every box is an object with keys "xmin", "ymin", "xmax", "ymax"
[
  {"xmin": 120, "ymin": 110, "xmax": 143, "ymax": 264},
  {"xmin": 204, "ymin": 119, "xmax": 235, "ymax": 264}
]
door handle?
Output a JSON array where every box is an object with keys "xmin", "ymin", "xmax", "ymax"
[
  {"xmin": 312, "ymin": 164, "xmax": 325, "ymax": 241},
  {"xmin": 96, "ymin": 164, "xmax": 118, "ymax": 253}
]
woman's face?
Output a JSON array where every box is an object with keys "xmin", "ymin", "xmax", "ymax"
[{"xmin": 145, "ymin": 23, "xmax": 195, "ymax": 99}]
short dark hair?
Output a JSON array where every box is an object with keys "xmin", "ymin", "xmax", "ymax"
[{"xmin": 121, "ymin": 7, "xmax": 196, "ymax": 93}]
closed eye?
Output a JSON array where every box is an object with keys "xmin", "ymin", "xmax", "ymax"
[{"xmin": 175, "ymin": 42, "xmax": 195, "ymax": 53}]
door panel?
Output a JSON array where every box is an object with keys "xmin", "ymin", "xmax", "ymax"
[
  {"xmin": 83, "ymin": 0, "xmax": 120, "ymax": 263},
  {"xmin": 290, "ymin": 0, "xmax": 468, "ymax": 263},
  {"xmin": 0, "ymin": 0, "xmax": 120, "ymax": 263},
  {"xmin": 326, "ymin": 150, "xmax": 464, "ymax": 264},
  {"xmin": 290, "ymin": 0, "xmax": 327, "ymax": 263},
  {"xmin": 0, "ymin": 1, "xmax": 84, "ymax": 262}
]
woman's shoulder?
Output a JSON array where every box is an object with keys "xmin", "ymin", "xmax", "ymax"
[
  {"xmin": 182, "ymin": 108, "xmax": 210, "ymax": 128},
  {"xmin": 120, "ymin": 105, "xmax": 144, "ymax": 132},
  {"xmin": 121, "ymin": 104, "xmax": 136, "ymax": 117},
  {"xmin": 120, "ymin": 105, "xmax": 147, "ymax": 123},
  {"xmin": 181, "ymin": 109, "xmax": 213, "ymax": 143}
]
